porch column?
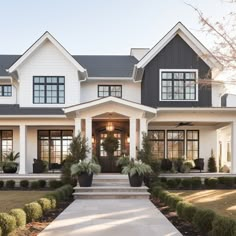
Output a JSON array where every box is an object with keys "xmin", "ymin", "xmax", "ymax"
[
  {"xmin": 139, "ymin": 118, "xmax": 147, "ymax": 149},
  {"xmin": 129, "ymin": 118, "xmax": 136, "ymax": 159},
  {"xmin": 19, "ymin": 124, "xmax": 27, "ymax": 174},
  {"xmin": 85, "ymin": 117, "xmax": 92, "ymax": 159},
  {"xmin": 74, "ymin": 118, "xmax": 81, "ymax": 136},
  {"xmin": 231, "ymin": 121, "xmax": 236, "ymax": 174}
]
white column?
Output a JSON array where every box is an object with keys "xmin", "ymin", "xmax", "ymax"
[
  {"xmin": 74, "ymin": 118, "xmax": 81, "ymax": 136},
  {"xmin": 129, "ymin": 118, "xmax": 136, "ymax": 159},
  {"xmin": 231, "ymin": 121, "xmax": 236, "ymax": 174},
  {"xmin": 19, "ymin": 124, "xmax": 27, "ymax": 174},
  {"xmin": 139, "ymin": 118, "xmax": 147, "ymax": 149},
  {"xmin": 85, "ymin": 118, "xmax": 92, "ymax": 159}
]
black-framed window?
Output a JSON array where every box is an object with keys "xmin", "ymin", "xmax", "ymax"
[
  {"xmin": 148, "ymin": 130, "xmax": 165, "ymax": 159},
  {"xmin": 167, "ymin": 130, "xmax": 185, "ymax": 159},
  {"xmin": 186, "ymin": 130, "xmax": 199, "ymax": 160},
  {"xmin": 161, "ymin": 71, "xmax": 197, "ymax": 100},
  {"xmin": 33, "ymin": 76, "xmax": 65, "ymax": 104},
  {"xmin": 38, "ymin": 130, "xmax": 73, "ymax": 166},
  {"xmin": 98, "ymin": 85, "xmax": 122, "ymax": 98},
  {"xmin": 0, "ymin": 85, "xmax": 12, "ymax": 97},
  {"xmin": 0, "ymin": 130, "xmax": 13, "ymax": 162}
]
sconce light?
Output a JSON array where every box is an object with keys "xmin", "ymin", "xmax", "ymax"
[
  {"xmin": 92, "ymin": 136, "xmax": 95, "ymax": 144},
  {"xmin": 127, "ymin": 136, "xmax": 130, "ymax": 143},
  {"xmin": 106, "ymin": 122, "xmax": 114, "ymax": 132}
]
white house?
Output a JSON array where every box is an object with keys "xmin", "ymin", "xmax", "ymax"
[{"xmin": 0, "ymin": 22, "xmax": 236, "ymax": 174}]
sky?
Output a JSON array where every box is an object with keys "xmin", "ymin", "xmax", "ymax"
[{"xmin": 0, "ymin": 0, "xmax": 235, "ymax": 55}]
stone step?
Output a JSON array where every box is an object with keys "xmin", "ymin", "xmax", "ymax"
[
  {"xmin": 74, "ymin": 186, "xmax": 149, "ymax": 192},
  {"xmin": 73, "ymin": 192, "xmax": 150, "ymax": 199}
]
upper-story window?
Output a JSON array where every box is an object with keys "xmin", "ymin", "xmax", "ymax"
[
  {"xmin": 0, "ymin": 85, "xmax": 12, "ymax": 97},
  {"xmin": 98, "ymin": 85, "xmax": 122, "ymax": 98},
  {"xmin": 160, "ymin": 70, "xmax": 198, "ymax": 101},
  {"xmin": 33, "ymin": 76, "xmax": 65, "ymax": 104}
]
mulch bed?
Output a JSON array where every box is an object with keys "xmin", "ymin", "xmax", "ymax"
[
  {"xmin": 9, "ymin": 198, "xmax": 73, "ymax": 236},
  {"xmin": 151, "ymin": 197, "xmax": 207, "ymax": 236}
]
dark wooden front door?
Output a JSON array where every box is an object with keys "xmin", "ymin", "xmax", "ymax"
[{"xmin": 97, "ymin": 131, "xmax": 122, "ymax": 173}]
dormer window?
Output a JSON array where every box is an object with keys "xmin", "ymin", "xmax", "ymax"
[
  {"xmin": 0, "ymin": 85, "xmax": 12, "ymax": 97},
  {"xmin": 33, "ymin": 76, "xmax": 65, "ymax": 104},
  {"xmin": 98, "ymin": 85, "xmax": 122, "ymax": 98},
  {"xmin": 160, "ymin": 69, "xmax": 198, "ymax": 101}
]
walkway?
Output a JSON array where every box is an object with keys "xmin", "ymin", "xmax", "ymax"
[{"xmin": 39, "ymin": 199, "xmax": 182, "ymax": 236}]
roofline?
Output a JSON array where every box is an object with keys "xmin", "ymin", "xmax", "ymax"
[
  {"xmin": 157, "ymin": 107, "xmax": 236, "ymax": 112},
  {"xmin": 63, "ymin": 97, "xmax": 156, "ymax": 114},
  {"xmin": 0, "ymin": 115, "xmax": 67, "ymax": 118},
  {"xmin": 7, "ymin": 31, "xmax": 88, "ymax": 80},
  {"xmin": 133, "ymin": 22, "xmax": 223, "ymax": 81}
]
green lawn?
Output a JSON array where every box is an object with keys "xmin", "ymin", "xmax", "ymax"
[
  {"xmin": 0, "ymin": 191, "xmax": 51, "ymax": 212},
  {"xmin": 170, "ymin": 190, "xmax": 236, "ymax": 220}
]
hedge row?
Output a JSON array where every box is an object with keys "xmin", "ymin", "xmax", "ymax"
[
  {"xmin": 152, "ymin": 186, "xmax": 236, "ymax": 236},
  {"xmin": 0, "ymin": 184, "xmax": 73, "ymax": 235},
  {"xmin": 0, "ymin": 179, "xmax": 63, "ymax": 190},
  {"xmin": 159, "ymin": 176, "xmax": 236, "ymax": 189}
]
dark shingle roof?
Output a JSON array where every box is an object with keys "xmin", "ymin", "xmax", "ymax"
[
  {"xmin": 0, "ymin": 54, "xmax": 138, "ymax": 77},
  {"xmin": 0, "ymin": 105, "xmax": 64, "ymax": 115}
]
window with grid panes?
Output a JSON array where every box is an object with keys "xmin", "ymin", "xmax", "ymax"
[
  {"xmin": 186, "ymin": 130, "xmax": 199, "ymax": 160},
  {"xmin": 148, "ymin": 130, "xmax": 165, "ymax": 159},
  {"xmin": 98, "ymin": 85, "xmax": 122, "ymax": 98},
  {"xmin": 0, "ymin": 85, "xmax": 12, "ymax": 96},
  {"xmin": 0, "ymin": 131, "xmax": 13, "ymax": 161}
]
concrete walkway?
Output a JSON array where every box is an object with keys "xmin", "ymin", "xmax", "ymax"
[{"xmin": 39, "ymin": 199, "xmax": 182, "ymax": 236}]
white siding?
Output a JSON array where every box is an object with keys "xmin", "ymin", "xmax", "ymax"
[
  {"xmin": 80, "ymin": 80, "xmax": 141, "ymax": 104},
  {"xmin": 0, "ymin": 85, "xmax": 17, "ymax": 104},
  {"xmin": 17, "ymin": 39, "xmax": 80, "ymax": 107}
]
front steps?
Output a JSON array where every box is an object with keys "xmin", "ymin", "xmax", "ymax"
[{"xmin": 73, "ymin": 174, "xmax": 150, "ymax": 199}]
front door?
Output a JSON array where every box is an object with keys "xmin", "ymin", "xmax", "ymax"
[{"xmin": 97, "ymin": 131, "xmax": 122, "ymax": 173}]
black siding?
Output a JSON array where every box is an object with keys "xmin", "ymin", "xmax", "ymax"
[{"xmin": 141, "ymin": 35, "xmax": 212, "ymax": 108}]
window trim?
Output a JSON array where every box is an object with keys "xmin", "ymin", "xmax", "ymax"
[
  {"xmin": 97, "ymin": 85, "xmax": 122, "ymax": 98},
  {"xmin": 33, "ymin": 76, "xmax": 65, "ymax": 104},
  {"xmin": 148, "ymin": 130, "xmax": 165, "ymax": 159},
  {"xmin": 0, "ymin": 85, "xmax": 12, "ymax": 97},
  {"xmin": 0, "ymin": 130, "xmax": 13, "ymax": 162},
  {"xmin": 159, "ymin": 69, "xmax": 198, "ymax": 102}
]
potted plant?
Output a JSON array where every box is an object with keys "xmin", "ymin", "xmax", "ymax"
[
  {"xmin": 116, "ymin": 155, "xmax": 130, "ymax": 170},
  {"xmin": 32, "ymin": 159, "xmax": 48, "ymax": 173},
  {"xmin": 2, "ymin": 151, "xmax": 19, "ymax": 173},
  {"xmin": 71, "ymin": 159, "xmax": 101, "ymax": 187},
  {"xmin": 122, "ymin": 159, "xmax": 153, "ymax": 187}
]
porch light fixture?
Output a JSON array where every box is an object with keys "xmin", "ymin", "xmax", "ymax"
[
  {"xmin": 127, "ymin": 136, "xmax": 130, "ymax": 143},
  {"xmin": 106, "ymin": 122, "xmax": 114, "ymax": 132},
  {"xmin": 92, "ymin": 136, "xmax": 95, "ymax": 144}
]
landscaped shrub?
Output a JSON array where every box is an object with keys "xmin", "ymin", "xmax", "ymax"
[
  {"xmin": 160, "ymin": 159, "xmax": 172, "ymax": 171},
  {"xmin": 38, "ymin": 179, "xmax": 47, "ymax": 188},
  {"xmin": 167, "ymin": 194, "xmax": 183, "ymax": 210},
  {"xmin": 49, "ymin": 180, "xmax": 63, "ymax": 189},
  {"xmin": 5, "ymin": 180, "xmax": 15, "ymax": 189},
  {"xmin": 38, "ymin": 198, "xmax": 51, "ymax": 212},
  {"xmin": 208, "ymin": 150, "xmax": 217, "ymax": 172},
  {"xmin": 20, "ymin": 180, "xmax": 29, "ymax": 188},
  {"xmin": 9, "ymin": 208, "xmax": 26, "ymax": 227},
  {"xmin": 191, "ymin": 177, "xmax": 202, "ymax": 189},
  {"xmin": 159, "ymin": 190, "xmax": 170, "ymax": 203},
  {"xmin": 182, "ymin": 203, "xmax": 197, "ymax": 223},
  {"xmin": 151, "ymin": 186, "xmax": 163, "ymax": 198},
  {"xmin": 0, "ymin": 212, "xmax": 16, "ymax": 235},
  {"xmin": 166, "ymin": 179, "xmax": 179, "ymax": 189},
  {"xmin": 211, "ymin": 215, "xmax": 236, "ymax": 236},
  {"xmin": 24, "ymin": 202, "xmax": 43, "ymax": 222},
  {"xmin": 218, "ymin": 177, "xmax": 235, "ymax": 188},
  {"xmin": 181, "ymin": 178, "xmax": 192, "ymax": 189},
  {"xmin": 44, "ymin": 195, "xmax": 57, "ymax": 209},
  {"xmin": 205, "ymin": 177, "xmax": 218, "ymax": 188},
  {"xmin": 193, "ymin": 208, "xmax": 216, "ymax": 233},
  {"xmin": 160, "ymin": 177, "xmax": 167, "ymax": 183},
  {"xmin": 30, "ymin": 181, "xmax": 40, "ymax": 189},
  {"xmin": 176, "ymin": 201, "xmax": 186, "ymax": 219},
  {"xmin": 0, "ymin": 180, "xmax": 4, "ymax": 189},
  {"xmin": 218, "ymin": 177, "xmax": 225, "ymax": 184},
  {"xmin": 0, "ymin": 226, "xmax": 2, "ymax": 236}
]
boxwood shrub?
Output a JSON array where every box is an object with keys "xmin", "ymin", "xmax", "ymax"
[
  {"xmin": 182, "ymin": 203, "xmax": 197, "ymax": 223},
  {"xmin": 176, "ymin": 201, "xmax": 186, "ymax": 219},
  {"xmin": 49, "ymin": 180, "xmax": 63, "ymax": 189},
  {"xmin": 166, "ymin": 179, "xmax": 179, "ymax": 189},
  {"xmin": 193, "ymin": 208, "xmax": 216, "ymax": 233},
  {"xmin": 0, "ymin": 212, "xmax": 16, "ymax": 235},
  {"xmin": 211, "ymin": 215, "xmax": 236, "ymax": 236},
  {"xmin": 0, "ymin": 180, "xmax": 4, "ymax": 189},
  {"xmin": 218, "ymin": 177, "xmax": 235, "ymax": 187},
  {"xmin": 191, "ymin": 177, "xmax": 202, "ymax": 189},
  {"xmin": 31, "ymin": 181, "xmax": 40, "ymax": 189},
  {"xmin": 151, "ymin": 186, "xmax": 163, "ymax": 198},
  {"xmin": 5, "ymin": 180, "xmax": 15, "ymax": 189},
  {"xmin": 24, "ymin": 202, "xmax": 43, "ymax": 222},
  {"xmin": 38, "ymin": 179, "xmax": 47, "ymax": 188},
  {"xmin": 181, "ymin": 178, "xmax": 192, "ymax": 189},
  {"xmin": 38, "ymin": 198, "xmax": 51, "ymax": 212},
  {"xmin": 20, "ymin": 180, "xmax": 29, "ymax": 188},
  {"xmin": 167, "ymin": 194, "xmax": 183, "ymax": 210},
  {"xmin": 9, "ymin": 208, "xmax": 26, "ymax": 227},
  {"xmin": 205, "ymin": 177, "xmax": 218, "ymax": 189}
]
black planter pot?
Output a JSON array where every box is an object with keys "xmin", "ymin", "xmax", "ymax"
[
  {"xmin": 128, "ymin": 173, "xmax": 143, "ymax": 187},
  {"xmin": 3, "ymin": 164, "xmax": 18, "ymax": 173},
  {"xmin": 78, "ymin": 172, "xmax": 93, "ymax": 187}
]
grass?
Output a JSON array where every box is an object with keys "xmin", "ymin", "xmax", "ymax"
[
  {"xmin": 0, "ymin": 191, "xmax": 51, "ymax": 212},
  {"xmin": 170, "ymin": 190, "xmax": 236, "ymax": 220}
]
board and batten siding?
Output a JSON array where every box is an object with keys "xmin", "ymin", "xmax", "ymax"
[
  {"xmin": 17, "ymin": 40, "xmax": 80, "ymax": 107},
  {"xmin": 141, "ymin": 35, "xmax": 212, "ymax": 108}
]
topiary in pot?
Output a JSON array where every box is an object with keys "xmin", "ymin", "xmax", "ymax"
[
  {"xmin": 2, "ymin": 151, "xmax": 19, "ymax": 173},
  {"xmin": 208, "ymin": 149, "xmax": 217, "ymax": 172},
  {"xmin": 71, "ymin": 159, "xmax": 101, "ymax": 187},
  {"xmin": 122, "ymin": 159, "xmax": 153, "ymax": 187}
]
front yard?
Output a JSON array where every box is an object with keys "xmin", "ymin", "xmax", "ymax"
[
  {"xmin": 170, "ymin": 189, "xmax": 236, "ymax": 220},
  {"xmin": 0, "ymin": 191, "xmax": 51, "ymax": 212}
]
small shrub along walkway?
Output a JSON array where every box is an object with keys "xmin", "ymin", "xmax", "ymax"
[
  {"xmin": 151, "ymin": 185, "xmax": 236, "ymax": 236},
  {"xmin": 0, "ymin": 184, "xmax": 73, "ymax": 236}
]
